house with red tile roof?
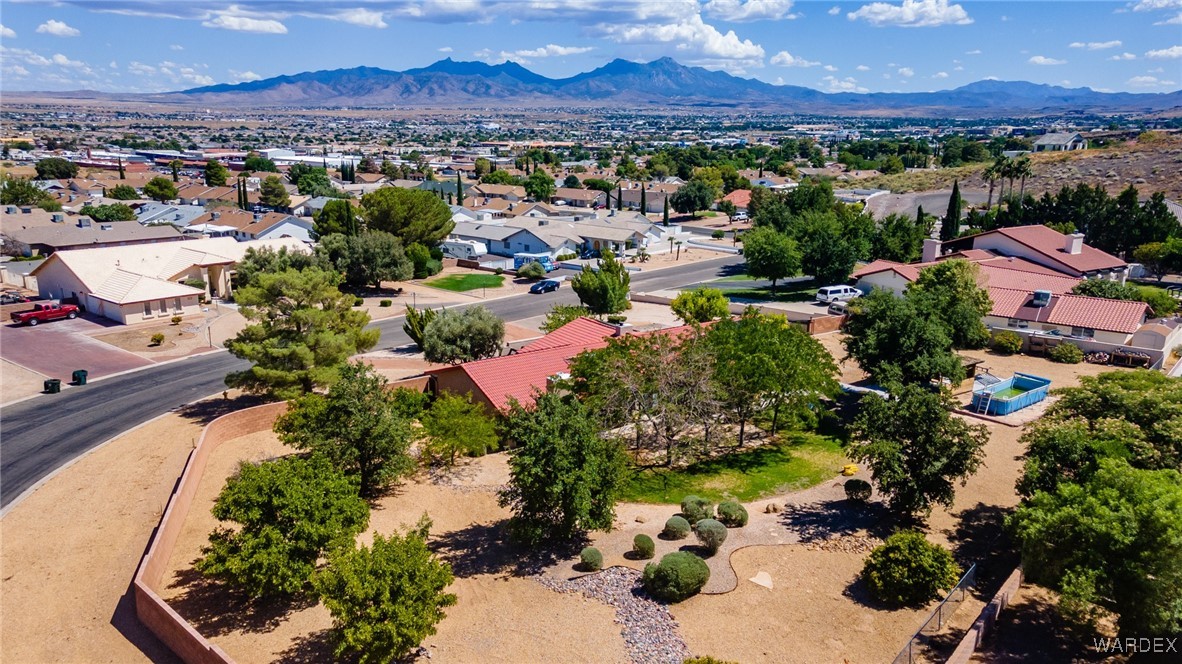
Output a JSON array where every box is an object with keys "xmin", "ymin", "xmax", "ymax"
[{"xmin": 943, "ymin": 225, "xmax": 1127, "ymax": 280}]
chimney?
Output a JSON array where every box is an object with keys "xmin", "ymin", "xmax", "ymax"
[
  {"xmin": 1064, "ymin": 233, "xmax": 1084, "ymax": 255},
  {"xmin": 253, "ymin": 212, "xmax": 262, "ymax": 221},
  {"xmin": 922, "ymin": 238, "xmax": 940, "ymax": 263}
]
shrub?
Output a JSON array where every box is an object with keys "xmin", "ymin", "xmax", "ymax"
[
  {"xmin": 663, "ymin": 516, "xmax": 691, "ymax": 540},
  {"xmin": 711, "ymin": 230, "xmax": 725, "ymax": 239},
  {"xmin": 606, "ymin": 314, "xmax": 627, "ymax": 325},
  {"xmin": 354, "ymin": 297, "xmax": 364, "ymax": 307},
  {"xmin": 680, "ymin": 495, "xmax": 713, "ymax": 523},
  {"xmin": 642, "ymin": 552, "xmax": 710, "ymax": 602},
  {"xmin": 992, "ymin": 330, "xmax": 1023, "ymax": 355},
  {"xmin": 183, "ymin": 278, "xmax": 207, "ymax": 290},
  {"xmin": 494, "ymin": 267, "xmax": 504, "ymax": 275},
  {"xmin": 517, "ymin": 261, "xmax": 546, "ymax": 280},
  {"xmin": 844, "ymin": 479, "xmax": 872, "ymax": 502},
  {"xmin": 149, "ymin": 332, "xmax": 165, "ymax": 346},
  {"xmin": 579, "ymin": 546, "xmax": 603, "ymax": 571},
  {"xmin": 1050, "ymin": 342, "xmax": 1083, "ymax": 364},
  {"xmin": 716, "ymin": 501, "xmax": 748, "ymax": 527},
  {"xmin": 170, "ymin": 315, "xmax": 183, "ymax": 325},
  {"xmin": 556, "ymin": 252, "xmax": 578, "ymax": 261},
  {"xmin": 694, "ymin": 518, "xmax": 728, "ymax": 555},
  {"xmin": 862, "ymin": 531, "xmax": 960, "ymax": 606},
  {"xmin": 633, "ymin": 534, "xmax": 655, "ymax": 559},
  {"xmin": 379, "ymin": 299, "xmax": 392, "ymax": 307}
]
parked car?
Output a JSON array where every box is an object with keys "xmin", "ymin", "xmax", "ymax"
[
  {"xmin": 10, "ymin": 301, "xmax": 79, "ymax": 326},
  {"xmin": 580, "ymin": 248, "xmax": 601, "ymax": 260},
  {"xmin": 0, "ymin": 293, "xmax": 30, "ymax": 305},
  {"xmin": 815, "ymin": 285, "xmax": 862, "ymax": 304},
  {"xmin": 731, "ymin": 211, "xmax": 749, "ymax": 222},
  {"xmin": 529, "ymin": 279, "xmax": 561, "ymax": 294},
  {"xmin": 827, "ymin": 301, "xmax": 849, "ymax": 316}
]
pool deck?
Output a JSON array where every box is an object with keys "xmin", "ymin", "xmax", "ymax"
[{"xmin": 958, "ymin": 394, "xmax": 1058, "ymax": 427}]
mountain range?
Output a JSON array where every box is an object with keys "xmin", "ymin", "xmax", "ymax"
[{"xmin": 40, "ymin": 57, "xmax": 1182, "ymax": 115}]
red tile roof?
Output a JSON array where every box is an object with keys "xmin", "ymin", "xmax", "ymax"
[
  {"xmin": 1046, "ymin": 294, "xmax": 1150, "ymax": 334},
  {"xmin": 517, "ymin": 317, "xmax": 618, "ymax": 353},
  {"xmin": 722, "ymin": 189, "xmax": 752, "ymax": 208},
  {"xmin": 981, "ymin": 225, "xmax": 1125, "ymax": 275}
]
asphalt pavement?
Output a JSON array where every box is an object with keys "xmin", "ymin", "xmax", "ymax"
[{"xmin": 0, "ymin": 254, "xmax": 742, "ymax": 510}]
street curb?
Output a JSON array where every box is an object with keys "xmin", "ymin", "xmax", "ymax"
[{"xmin": 0, "ymin": 390, "xmax": 224, "ymax": 518}]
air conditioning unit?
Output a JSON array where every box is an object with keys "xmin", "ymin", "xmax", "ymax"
[{"xmin": 1032, "ymin": 290, "xmax": 1052, "ymax": 307}]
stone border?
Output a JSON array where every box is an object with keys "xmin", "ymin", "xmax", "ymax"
[
  {"xmin": 946, "ymin": 566, "xmax": 1024, "ymax": 664},
  {"xmin": 132, "ymin": 401, "xmax": 289, "ymax": 664}
]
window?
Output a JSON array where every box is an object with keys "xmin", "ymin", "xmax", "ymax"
[
  {"xmin": 158, "ymin": 300, "xmax": 167, "ymax": 314},
  {"xmin": 1070, "ymin": 326, "xmax": 1095, "ymax": 338},
  {"xmin": 143, "ymin": 301, "xmax": 152, "ymax": 318},
  {"xmin": 173, "ymin": 298, "xmax": 182, "ymax": 313},
  {"xmin": 502, "ymin": 241, "xmax": 510, "ymax": 249}
]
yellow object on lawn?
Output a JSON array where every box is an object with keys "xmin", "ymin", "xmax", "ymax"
[{"xmin": 841, "ymin": 464, "xmax": 858, "ymax": 476}]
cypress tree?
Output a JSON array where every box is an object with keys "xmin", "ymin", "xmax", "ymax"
[
  {"xmin": 617, "ymin": 184, "xmax": 623, "ymax": 211},
  {"xmin": 456, "ymin": 171, "xmax": 463, "ymax": 202},
  {"xmin": 916, "ymin": 204, "xmax": 925, "ymax": 231},
  {"xmin": 662, "ymin": 195, "xmax": 670, "ymax": 226},
  {"xmin": 640, "ymin": 184, "xmax": 647, "ymax": 214},
  {"xmin": 117, "ymin": 159, "xmax": 125, "ymax": 180},
  {"xmin": 942, "ymin": 180, "xmax": 961, "ymax": 242}
]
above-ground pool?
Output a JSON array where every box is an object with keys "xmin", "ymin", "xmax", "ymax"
[{"xmin": 970, "ymin": 373, "xmax": 1052, "ymax": 416}]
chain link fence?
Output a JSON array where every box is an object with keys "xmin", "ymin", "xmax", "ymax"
[{"xmin": 892, "ymin": 563, "xmax": 978, "ymax": 664}]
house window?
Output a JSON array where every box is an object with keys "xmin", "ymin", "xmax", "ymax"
[
  {"xmin": 158, "ymin": 300, "xmax": 167, "ymax": 314},
  {"xmin": 1070, "ymin": 326, "xmax": 1095, "ymax": 338},
  {"xmin": 502, "ymin": 241, "xmax": 510, "ymax": 249},
  {"xmin": 143, "ymin": 301, "xmax": 152, "ymax": 318},
  {"xmin": 173, "ymin": 298, "xmax": 182, "ymax": 313}
]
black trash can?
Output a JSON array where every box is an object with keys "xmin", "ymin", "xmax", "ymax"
[
  {"xmin": 72, "ymin": 369, "xmax": 88, "ymax": 385},
  {"xmin": 44, "ymin": 378, "xmax": 62, "ymax": 394}
]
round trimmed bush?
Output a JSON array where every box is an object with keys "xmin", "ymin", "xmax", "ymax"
[
  {"xmin": 716, "ymin": 501, "xmax": 748, "ymax": 527},
  {"xmin": 633, "ymin": 534, "xmax": 655, "ymax": 560},
  {"xmin": 844, "ymin": 479, "xmax": 872, "ymax": 502},
  {"xmin": 711, "ymin": 230, "xmax": 725, "ymax": 239},
  {"xmin": 663, "ymin": 516, "xmax": 691, "ymax": 540},
  {"xmin": 579, "ymin": 546, "xmax": 603, "ymax": 571},
  {"xmin": 992, "ymin": 330, "xmax": 1022, "ymax": 355},
  {"xmin": 680, "ymin": 495, "xmax": 713, "ymax": 523},
  {"xmin": 353, "ymin": 297, "xmax": 364, "ymax": 307},
  {"xmin": 517, "ymin": 261, "xmax": 546, "ymax": 280},
  {"xmin": 642, "ymin": 552, "xmax": 710, "ymax": 602},
  {"xmin": 862, "ymin": 531, "xmax": 960, "ymax": 607},
  {"xmin": 694, "ymin": 518, "xmax": 727, "ymax": 555},
  {"xmin": 1050, "ymin": 343, "xmax": 1083, "ymax": 364},
  {"xmin": 379, "ymin": 299, "xmax": 393, "ymax": 307}
]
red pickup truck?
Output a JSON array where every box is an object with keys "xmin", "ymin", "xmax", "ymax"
[{"xmin": 10, "ymin": 302, "xmax": 79, "ymax": 326}]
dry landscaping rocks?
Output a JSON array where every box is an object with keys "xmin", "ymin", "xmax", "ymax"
[{"xmin": 802, "ymin": 534, "xmax": 883, "ymax": 555}]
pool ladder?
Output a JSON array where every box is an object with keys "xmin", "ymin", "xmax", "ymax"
[{"xmin": 975, "ymin": 390, "xmax": 994, "ymax": 415}]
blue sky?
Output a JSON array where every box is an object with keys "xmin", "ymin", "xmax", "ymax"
[{"xmin": 1, "ymin": 1, "xmax": 1179, "ymax": 94}]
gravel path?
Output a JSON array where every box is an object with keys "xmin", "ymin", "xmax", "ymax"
[{"xmin": 537, "ymin": 567, "xmax": 692, "ymax": 664}]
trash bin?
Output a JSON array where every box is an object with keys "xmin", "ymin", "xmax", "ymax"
[
  {"xmin": 43, "ymin": 379, "xmax": 61, "ymax": 394},
  {"xmin": 72, "ymin": 369, "xmax": 88, "ymax": 385}
]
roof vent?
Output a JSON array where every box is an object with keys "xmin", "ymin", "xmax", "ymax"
[
  {"xmin": 78, "ymin": 217, "xmax": 92, "ymax": 228},
  {"xmin": 51, "ymin": 213, "xmax": 64, "ymax": 223},
  {"xmin": 1032, "ymin": 290, "xmax": 1052, "ymax": 307},
  {"xmin": 99, "ymin": 224, "xmax": 112, "ymax": 231}
]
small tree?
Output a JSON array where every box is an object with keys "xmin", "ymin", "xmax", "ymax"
[
  {"xmin": 563, "ymin": 174, "xmax": 581, "ymax": 189},
  {"xmin": 314, "ymin": 517, "xmax": 457, "ymax": 664},
  {"xmin": 275, "ymin": 362, "xmax": 416, "ymax": 497},
  {"xmin": 741, "ymin": 227, "xmax": 800, "ymax": 291},
  {"xmin": 168, "ymin": 159, "xmax": 183, "ymax": 182},
  {"xmin": 419, "ymin": 392, "xmax": 499, "ymax": 465},
  {"xmin": 143, "ymin": 176, "xmax": 178, "ymax": 203},
  {"xmin": 499, "ymin": 392, "xmax": 628, "ymax": 545},
  {"xmin": 196, "ymin": 455, "xmax": 369, "ymax": 597},
  {"xmin": 541, "ymin": 303, "xmax": 590, "ymax": 333},
  {"xmin": 669, "ymin": 181, "xmax": 716, "ymax": 218},
  {"xmin": 258, "ymin": 175, "xmax": 290, "ymax": 209},
  {"xmin": 108, "ymin": 184, "xmax": 139, "ymax": 200},
  {"xmin": 34, "ymin": 157, "xmax": 78, "ymax": 180},
  {"xmin": 421, "ymin": 306, "xmax": 505, "ymax": 365},
  {"xmin": 862, "ymin": 532, "xmax": 960, "ymax": 606},
  {"xmin": 843, "ymin": 289, "xmax": 964, "ymax": 386},
  {"xmin": 204, "ymin": 159, "xmax": 229, "ymax": 186},
  {"xmin": 525, "ymin": 169, "xmax": 556, "ymax": 201},
  {"xmin": 316, "ymin": 231, "xmax": 413, "ymax": 289},
  {"xmin": 517, "ymin": 261, "xmax": 546, "ymax": 280},
  {"xmin": 671, "ymin": 287, "xmax": 730, "ymax": 324},
  {"xmin": 907, "ymin": 259, "xmax": 992, "ymax": 349},
  {"xmin": 571, "ymin": 249, "xmax": 630, "ymax": 315},
  {"xmin": 941, "ymin": 180, "xmax": 962, "ymax": 242},
  {"xmin": 313, "ymin": 199, "xmax": 359, "ymax": 238},
  {"xmin": 849, "ymin": 384, "xmax": 988, "ymax": 517}
]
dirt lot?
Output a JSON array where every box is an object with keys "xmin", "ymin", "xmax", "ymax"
[{"xmin": 1, "ymin": 358, "xmax": 46, "ymax": 404}]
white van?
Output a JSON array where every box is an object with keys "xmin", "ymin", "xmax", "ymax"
[
  {"xmin": 441, "ymin": 239, "xmax": 487, "ymax": 260},
  {"xmin": 815, "ymin": 285, "xmax": 861, "ymax": 304}
]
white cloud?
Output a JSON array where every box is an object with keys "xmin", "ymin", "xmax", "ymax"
[
  {"xmin": 1150, "ymin": 66, "xmax": 1165, "ymax": 72},
  {"xmin": 36, "ymin": 19, "xmax": 81, "ymax": 37},
  {"xmin": 1068, "ymin": 40, "xmax": 1121, "ymax": 50},
  {"xmin": 128, "ymin": 61, "xmax": 157, "ymax": 76},
  {"xmin": 330, "ymin": 8, "xmax": 388, "ymax": 28},
  {"xmin": 847, "ymin": 0, "xmax": 972, "ymax": 28},
  {"xmin": 109, "ymin": 61, "xmax": 117, "ymax": 69},
  {"xmin": 1128, "ymin": 74, "xmax": 1178, "ymax": 87},
  {"xmin": 1060, "ymin": 80, "xmax": 1071, "ymax": 86},
  {"xmin": 229, "ymin": 69, "xmax": 262, "ymax": 82},
  {"xmin": 179, "ymin": 67, "xmax": 214, "ymax": 86},
  {"xmin": 1028, "ymin": 55, "xmax": 1067, "ymax": 65},
  {"xmin": 202, "ymin": 11, "xmax": 288, "ymax": 34},
  {"xmin": 438, "ymin": 46, "xmax": 453, "ymax": 53},
  {"xmin": 932, "ymin": 71, "xmax": 948, "ymax": 78},
  {"xmin": 965, "ymin": 49, "xmax": 981, "ymax": 55},
  {"xmin": 3, "ymin": 65, "xmax": 29, "ymax": 77},
  {"xmin": 0, "ymin": 24, "xmax": 16, "ymax": 39},
  {"xmin": 1133, "ymin": 0, "xmax": 1182, "ymax": 11},
  {"xmin": 823, "ymin": 64, "xmax": 838, "ymax": 71},
  {"xmin": 821, "ymin": 75, "xmax": 868, "ymax": 92},
  {"xmin": 856, "ymin": 64, "xmax": 870, "ymax": 71},
  {"xmin": 703, "ymin": 0, "xmax": 797, "ymax": 22},
  {"xmin": 897, "ymin": 66, "xmax": 914, "ymax": 77},
  {"xmin": 596, "ymin": 13, "xmax": 765, "ymax": 73},
  {"xmin": 1110, "ymin": 52, "xmax": 1137, "ymax": 60},
  {"xmin": 52, "ymin": 53, "xmax": 85, "ymax": 68},
  {"xmin": 481, "ymin": 43, "xmax": 594, "ymax": 63},
  {"xmin": 170, "ymin": 44, "xmax": 184, "ymax": 51},
  {"xmin": 1, "ymin": 46, "xmax": 52, "ymax": 67},
  {"xmin": 770, "ymin": 51, "xmax": 819, "ymax": 67},
  {"xmin": 1154, "ymin": 13, "xmax": 1182, "ymax": 24},
  {"xmin": 828, "ymin": 5, "xmax": 841, "ymax": 14},
  {"xmin": 954, "ymin": 65, "xmax": 963, "ymax": 70},
  {"xmin": 1146, "ymin": 45, "xmax": 1182, "ymax": 59}
]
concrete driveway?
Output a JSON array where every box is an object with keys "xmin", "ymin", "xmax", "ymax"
[{"xmin": 1, "ymin": 315, "xmax": 152, "ymax": 382}]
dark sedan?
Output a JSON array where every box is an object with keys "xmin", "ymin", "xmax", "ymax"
[{"xmin": 529, "ymin": 279, "xmax": 562, "ymax": 294}]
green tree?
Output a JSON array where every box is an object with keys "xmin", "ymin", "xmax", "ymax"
[
  {"xmin": 244, "ymin": 153, "xmax": 278, "ymax": 173},
  {"xmin": 583, "ymin": 178, "xmax": 615, "ymax": 194},
  {"xmin": 562, "ymin": 174, "xmax": 581, "ymax": 189},
  {"xmin": 873, "ymin": 213, "xmax": 925, "ymax": 263},
  {"xmin": 421, "ymin": 305, "xmax": 505, "ymax": 365},
  {"xmin": 849, "ymin": 384, "xmax": 988, "ymax": 517},
  {"xmin": 419, "ymin": 392, "xmax": 499, "ymax": 465},
  {"xmin": 795, "ymin": 211, "xmax": 858, "ymax": 285},
  {"xmin": 317, "ymin": 231, "xmax": 413, "ymax": 289},
  {"xmin": 941, "ymin": 180, "xmax": 962, "ymax": 242},
  {"xmin": 498, "ymin": 392, "xmax": 628, "ymax": 545},
  {"xmin": 234, "ymin": 245, "xmax": 323, "ymax": 288},
  {"xmin": 571, "ymin": 249, "xmax": 631, "ymax": 315},
  {"xmin": 168, "ymin": 159, "xmax": 183, "ymax": 182},
  {"xmin": 741, "ymin": 227, "xmax": 800, "ymax": 290},
  {"xmin": 295, "ymin": 168, "xmax": 337, "ymax": 197},
  {"xmin": 314, "ymin": 518, "xmax": 456, "ymax": 664},
  {"xmin": 906, "ymin": 259, "xmax": 993, "ymax": 349},
  {"xmin": 195, "ymin": 454, "xmax": 369, "ymax": 597},
  {"xmin": 1, "ymin": 175, "xmax": 52, "ymax": 206},
  {"xmin": 258, "ymin": 175, "xmax": 290, "ymax": 209},
  {"xmin": 517, "ymin": 261, "xmax": 547, "ymax": 280},
  {"xmin": 843, "ymin": 289, "xmax": 964, "ymax": 386},
  {"xmin": 1009, "ymin": 459, "xmax": 1182, "ymax": 637},
  {"xmin": 525, "ymin": 169, "xmax": 556, "ymax": 201},
  {"xmin": 669, "ymin": 181, "xmax": 716, "ymax": 218},
  {"xmin": 204, "ymin": 159, "xmax": 229, "ymax": 186},
  {"xmin": 671, "ymin": 287, "xmax": 731, "ymax": 324},
  {"xmin": 862, "ymin": 532, "xmax": 960, "ymax": 606},
  {"xmin": 474, "ymin": 157, "xmax": 491, "ymax": 177},
  {"xmin": 34, "ymin": 157, "xmax": 77, "ymax": 180},
  {"xmin": 79, "ymin": 203, "xmax": 136, "ymax": 222},
  {"xmin": 275, "ymin": 362, "xmax": 416, "ymax": 497},
  {"xmin": 361, "ymin": 187, "xmax": 454, "ymax": 248},
  {"xmin": 143, "ymin": 176, "xmax": 178, "ymax": 202},
  {"xmin": 225, "ymin": 268, "xmax": 379, "ymax": 398},
  {"xmin": 541, "ymin": 303, "xmax": 590, "ymax": 333},
  {"xmin": 313, "ymin": 199, "xmax": 359, "ymax": 238},
  {"xmin": 1071, "ymin": 278, "xmax": 1142, "ymax": 301},
  {"xmin": 107, "ymin": 184, "xmax": 139, "ymax": 200}
]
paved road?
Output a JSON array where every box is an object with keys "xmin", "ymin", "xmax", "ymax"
[{"xmin": 0, "ymin": 255, "xmax": 742, "ymax": 509}]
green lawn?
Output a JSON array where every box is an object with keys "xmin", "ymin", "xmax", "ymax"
[
  {"xmin": 717, "ymin": 281, "xmax": 819, "ymax": 303},
  {"xmin": 619, "ymin": 432, "xmax": 848, "ymax": 504},
  {"xmin": 425, "ymin": 274, "xmax": 505, "ymax": 292}
]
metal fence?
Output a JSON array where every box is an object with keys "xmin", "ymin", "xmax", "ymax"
[{"xmin": 891, "ymin": 563, "xmax": 978, "ymax": 664}]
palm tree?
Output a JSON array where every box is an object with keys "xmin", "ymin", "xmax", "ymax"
[
  {"xmin": 983, "ymin": 158, "xmax": 1005, "ymax": 209},
  {"xmin": 1014, "ymin": 156, "xmax": 1033, "ymax": 201}
]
